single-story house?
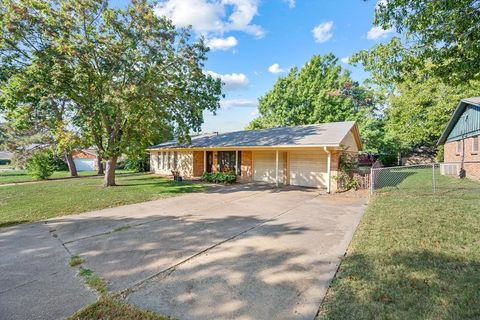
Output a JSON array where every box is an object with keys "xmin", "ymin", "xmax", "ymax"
[
  {"xmin": 72, "ymin": 149, "xmax": 99, "ymax": 171},
  {"xmin": 147, "ymin": 121, "xmax": 362, "ymax": 192},
  {"xmin": 438, "ymin": 97, "xmax": 480, "ymax": 179}
]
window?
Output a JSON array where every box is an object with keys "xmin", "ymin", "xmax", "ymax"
[
  {"xmin": 456, "ymin": 140, "xmax": 462, "ymax": 155},
  {"xmin": 157, "ymin": 152, "xmax": 161, "ymax": 169},
  {"xmin": 472, "ymin": 136, "xmax": 479, "ymax": 154},
  {"xmin": 218, "ymin": 151, "xmax": 237, "ymax": 173},
  {"xmin": 173, "ymin": 152, "xmax": 178, "ymax": 169}
]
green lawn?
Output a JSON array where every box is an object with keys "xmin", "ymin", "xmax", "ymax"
[
  {"xmin": 68, "ymin": 296, "xmax": 171, "ymax": 320},
  {"xmin": 0, "ymin": 174, "xmax": 203, "ymax": 228},
  {"xmin": 0, "ymin": 169, "xmax": 133, "ymax": 185},
  {"xmin": 318, "ymin": 172, "xmax": 480, "ymax": 319}
]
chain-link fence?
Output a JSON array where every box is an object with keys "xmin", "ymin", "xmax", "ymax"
[{"xmin": 370, "ymin": 163, "xmax": 480, "ymax": 195}]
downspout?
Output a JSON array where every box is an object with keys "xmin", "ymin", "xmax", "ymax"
[{"xmin": 324, "ymin": 146, "xmax": 331, "ymax": 193}]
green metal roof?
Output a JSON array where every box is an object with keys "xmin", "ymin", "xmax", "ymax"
[{"xmin": 437, "ymin": 98, "xmax": 480, "ymax": 145}]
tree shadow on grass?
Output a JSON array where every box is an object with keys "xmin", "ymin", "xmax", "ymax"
[{"xmin": 318, "ymin": 250, "xmax": 480, "ymax": 320}]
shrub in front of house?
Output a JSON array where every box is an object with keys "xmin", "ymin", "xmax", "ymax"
[
  {"xmin": 123, "ymin": 154, "xmax": 150, "ymax": 172},
  {"xmin": 202, "ymin": 171, "xmax": 236, "ymax": 184},
  {"xmin": 26, "ymin": 151, "xmax": 54, "ymax": 180}
]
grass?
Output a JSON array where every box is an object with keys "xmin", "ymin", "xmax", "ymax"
[
  {"xmin": 0, "ymin": 169, "xmax": 134, "ymax": 185},
  {"xmin": 78, "ymin": 267, "xmax": 108, "ymax": 295},
  {"xmin": 67, "ymin": 296, "xmax": 172, "ymax": 320},
  {"xmin": 113, "ymin": 225, "xmax": 131, "ymax": 232},
  {"xmin": 0, "ymin": 174, "xmax": 203, "ymax": 228},
  {"xmin": 318, "ymin": 171, "xmax": 480, "ymax": 319},
  {"xmin": 69, "ymin": 255, "xmax": 85, "ymax": 267}
]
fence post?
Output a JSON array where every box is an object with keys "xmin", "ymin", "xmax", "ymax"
[
  {"xmin": 370, "ymin": 167, "xmax": 374, "ymax": 195},
  {"xmin": 432, "ymin": 163, "xmax": 436, "ymax": 194}
]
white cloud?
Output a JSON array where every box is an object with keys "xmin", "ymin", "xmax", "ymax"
[
  {"xmin": 206, "ymin": 36, "xmax": 238, "ymax": 51},
  {"xmin": 284, "ymin": 0, "xmax": 295, "ymax": 8},
  {"xmin": 155, "ymin": 0, "xmax": 265, "ymax": 38},
  {"xmin": 312, "ymin": 21, "xmax": 334, "ymax": 43},
  {"xmin": 340, "ymin": 56, "xmax": 350, "ymax": 64},
  {"xmin": 220, "ymin": 99, "xmax": 258, "ymax": 109},
  {"xmin": 366, "ymin": 26, "xmax": 393, "ymax": 40},
  {"xmin": 206, "ymin": 71, "xmax": 249, "ymax": 90},
  {"xmin": 268, "ymin": 63, "xmax": 285, "ymax": 74}
]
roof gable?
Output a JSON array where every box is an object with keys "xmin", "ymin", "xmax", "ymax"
[
  {"xmin": 148, "ymin": 121, "xmax": 362, "ymax": 150},
  {"xmin": 438, "ymin": 98, "xmax": 480, "ymax": 145}
]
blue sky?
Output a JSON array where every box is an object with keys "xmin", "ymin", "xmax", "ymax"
[{"xmin": 115, "ymin": 0, "xmax": 392, "ymax": 133}]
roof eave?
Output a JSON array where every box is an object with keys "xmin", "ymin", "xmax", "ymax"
[{"xmin": 437, "ymin": 100, "xmax": 467, "ymax": 146}]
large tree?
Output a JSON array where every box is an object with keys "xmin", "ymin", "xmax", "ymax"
[
  {"xmin": 384, "ymin": 74, "xmax": 480, "ymax": 151},
  {"xmin": 1, "ymin": 0, "xmax": 222, "ymax": 186},
  {"xmin": 354, "ymin": 0, "xmax": 480, "ymax": 85},
  {"xmin": 248, "ymin": 53, "xmax": 381, "ymax": 151}
]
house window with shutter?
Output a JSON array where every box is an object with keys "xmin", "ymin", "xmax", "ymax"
[{"xmin": 472, "ymin": 136, "xmax": 479, "ymax": 154}]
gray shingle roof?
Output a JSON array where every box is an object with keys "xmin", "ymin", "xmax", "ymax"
[
  {"xmin": 148, "ymin": 121, "xmax": 359, "ymax": 149},
  {"xmin": 437, "ymin": 97, "xmax": 480, "ymax": 145}
]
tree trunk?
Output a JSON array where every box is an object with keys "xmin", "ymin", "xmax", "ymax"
[
  {"xmin": 96, "ymin": 155, "xmax": 104, "ymax": 175},
  {"xmin": 103, "ymin": 156, "xmax": 117, "ymax": 187},
  {"xmin": 65, "ymin": 151, "xmax": 78, "ymax": 177}
]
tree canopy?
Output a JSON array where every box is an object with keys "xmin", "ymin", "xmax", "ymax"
[
  {"xmin": 0, "ymin": 0, "xmax": 222, "ymax": 185},
  {"xmin": 354, "ymin": 0, "xmax": 480, "ymax": 85},
  {"xmin": 247, "ymin": 53, "xmax": 382, "ymax": 151}
]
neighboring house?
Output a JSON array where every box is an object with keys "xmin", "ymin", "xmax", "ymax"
[
  {"xmin": 72, "ymin": 149, "xmax": 98, "ymax": 171},
  {"xmin": 438, "ymin": 97, "xmax": 480, "ymax": 179},
  {"xmin": 401, "ymin": 146, "xmax": 436, "ymax": 166},
  {"xmin": 147, "ymin": 121, "xmax": 362, "ymax": 193},
  {"xmin": 0, "ymin": 151, "xmax": 12, "ymax": 165}
]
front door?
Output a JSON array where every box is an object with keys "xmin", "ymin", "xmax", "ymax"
[{"xmin": 206, "ymin": 151, "xmax": 213, "ymax": 173}]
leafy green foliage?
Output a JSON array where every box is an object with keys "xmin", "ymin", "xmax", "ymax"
[
  {"xmin": 202, "ymin": 171, "xmax": 237, "ymax": 184},
  {"xmin": 26, "ymin": 151, "xmax": 54, "ymax": 180},
  {"xmin": 0, "ymin": 0, "xmax": 222, "ymax": 186},
  {"xmin": 123, "ymin": 155, "xmax": 150, "ymax": 173},
  {"xmin": 353, "ymin": 0, "xmax": 480, "ymax": 85},
  {"xmin": 383, "ymin": 73, "xmax": 479, "ymax": 152}
]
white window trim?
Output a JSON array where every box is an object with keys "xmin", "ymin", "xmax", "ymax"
[
  {"xmin": 456, "ymin": 140, "xmax": 462, "ymax": 155},
  {"xmin": 472, "ymin": 135, "xmax": 479, "ymax": 154}
]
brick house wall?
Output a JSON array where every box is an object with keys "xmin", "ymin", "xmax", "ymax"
[
  {"xmin": 72, "ymin": 150, "xmax": 96, "ymax": 159},
  {"xmin": 444, "ymin": 136, "xmax": 480, "ymax": 179},
  {"xmin": 192, "ymin": 151, "xmax": 204, "ymax": 177},
  {"xmin": 240, "ymin": 151, "xmax": 252, "ymax": 181}
]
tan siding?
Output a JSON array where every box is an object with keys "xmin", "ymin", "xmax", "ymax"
[
  {"xmin": 340, "ymin": 131, "xmax": 359, "ymax": 152},
  {"xmin": 151, "ymin": 151, "xmax": 193, "ymax": 177}
]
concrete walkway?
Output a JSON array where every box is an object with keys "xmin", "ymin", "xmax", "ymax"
[{"xmin": 0, "ymin": 184, "xmax": 366, "ymax": 320}]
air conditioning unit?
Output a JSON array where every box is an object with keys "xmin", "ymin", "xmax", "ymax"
[{"xmin": 440, "ymin": 163, "xmax": 460, "ymax": 176}]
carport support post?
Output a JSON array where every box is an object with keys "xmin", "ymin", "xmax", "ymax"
[
  {"xmin": 203, "ymin": 151, "xmax": 207, "ymax": 173},
  {"xmin": 324, "ymin": 147, "xmax": 331, "ymax": 193},
  {"xmin": 275, "ymin": 150, "xmax": 279, "ymax": 187},
  {"xmin": 235, "ymin": 150, "xmax": 238, "ymax": 176}
]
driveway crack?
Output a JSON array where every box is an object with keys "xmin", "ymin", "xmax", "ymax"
[{"xmin": 120, "ymin": 196, "xmax": 319, "ymax": 298}]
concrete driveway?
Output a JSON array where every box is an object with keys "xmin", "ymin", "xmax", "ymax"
[{"xmin": 0, "ymin": 184, "xmax": 366, "ymax": 320}]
